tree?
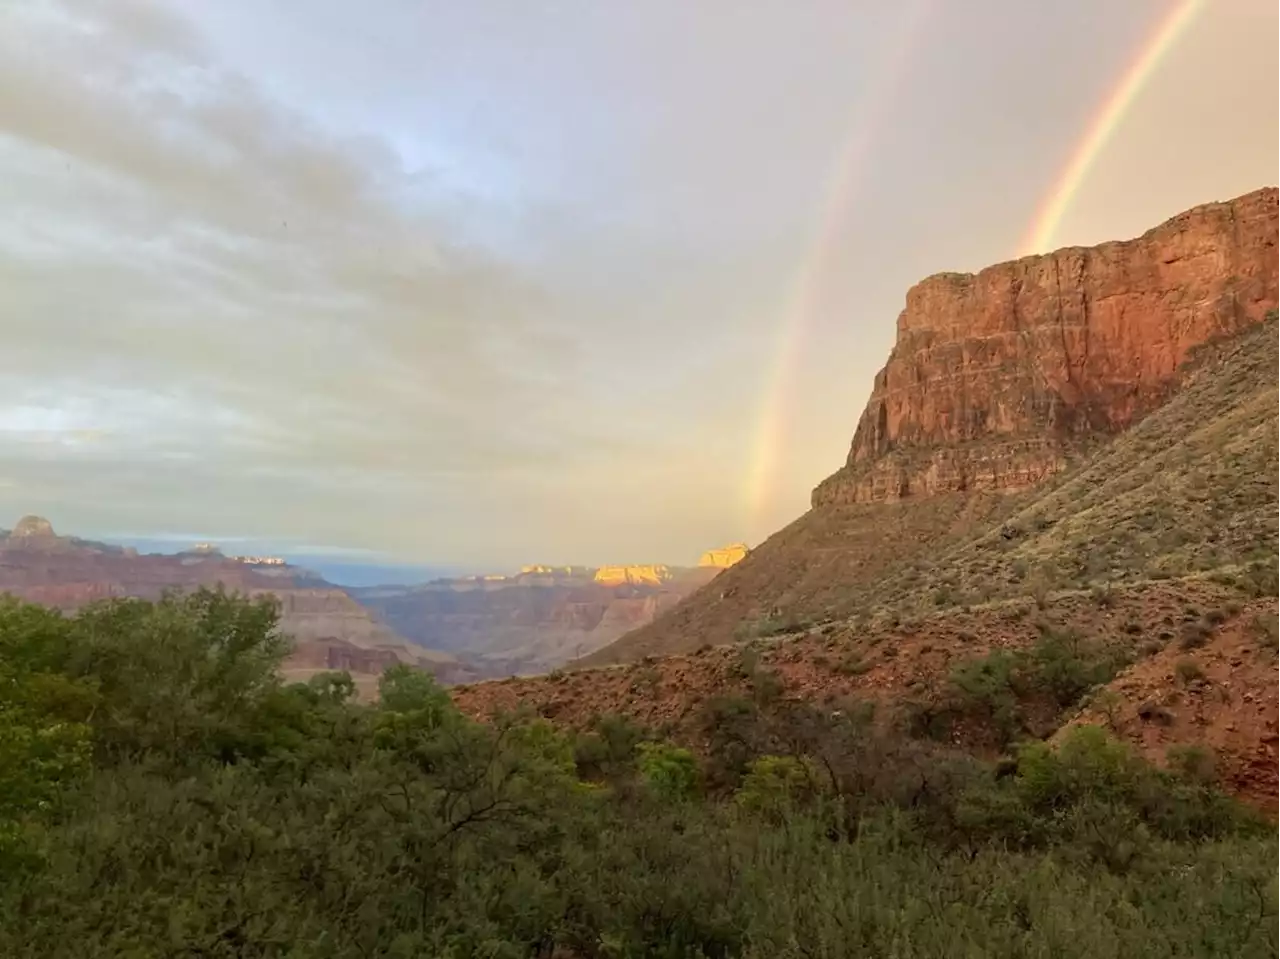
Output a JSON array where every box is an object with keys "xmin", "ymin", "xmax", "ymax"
[{"xmin": 637, "ymin": 741, "xmax": 701, "ymax": 802}]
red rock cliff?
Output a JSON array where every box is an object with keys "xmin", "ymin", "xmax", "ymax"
[{"xmin": 813, "ymin": 188, "xmax": 1279, "ymax": 506}]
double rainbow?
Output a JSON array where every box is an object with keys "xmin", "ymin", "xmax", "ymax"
[{"xmin": 743, "ymin": 0, "xmax": 1204, "ymax": 540}]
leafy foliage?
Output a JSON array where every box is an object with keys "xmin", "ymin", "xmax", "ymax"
[
  {"xmin": 637, "ymin": 741, "xmax": 701, "ymax": 802},
  {"xmin": 0, "ymin": 592, "xmax": 1274, "ymax": 957},
  {"xmin": 940, "ymin": 624, "xmax": 1129, "ymax": 746}
]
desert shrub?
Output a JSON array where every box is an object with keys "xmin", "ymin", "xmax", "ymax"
[
  {"xmin": 632, "ymin": 665, "xmax": 662, "ymax": 692},
  {"xmin": 1179, "ymin": 618, "xmax": 1213, "ymax": 649},
  {"xmin": 942, "ymin": 629, "xmax": 1127, "ymax": 746},
  {"xmin": 698, "ymin": 700, "xmax": 760, "ymax": 794},
  {"xmin": 749, "ymin": 666, "xmax": 785, "ymax": 706},
  {"xmin": 1027, "ymin": 626, "xmax": 1126, "ymax": 710},
  {"xmin": 900, "ymin": 697, "xmax": 952, "ymax": 741},
  {"xmin": 0, "ymin": 594, "xmax": 1273, "ymax": 958},
  {"xmin": 1249, "ymin": 612, "xmax": 1278, "ymax": 652},
  {"xmin": 735, "ymin": 755, "xmax": 825, "ymax": 821},
  {"xmin": 1028, "ymin": 568, "xmax": 1054, "ymax": 609},
  {"xmin": 1167, "ymin": 744, "xmax": 1218, "ymax": 785},
  {"xmin": 1238, "ymin": 559, "xmax": 1279, "ymax": 598},
  {"xmin": 1174, "ymin": 658, "xmax": 1205, "ymax": 683},
  {"xmin": 573, "ymin": 712, "xmax": 651, "ymax": 782},
  {"xmin": 636, "ymin": 741, "xmax": 701, "ymax": 802},
  {"xmin": 739, "ymin": 615, "xmax": 807, "ymax": 640},
  {"xmin": 948, "ymin": 649, "xmax": 1022, "ymax": 743},
  {"xmin": 731, "ymin": 645, "xmax": 761, "ymax": 679}
]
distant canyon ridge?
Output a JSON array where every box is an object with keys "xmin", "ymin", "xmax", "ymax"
[
  {"xmin": 0, "ymin": 515, "xmax": 747, "ymax": 689},
  {"xmin": 350, "ymin": 545, "xmax": 749, "ymax": 676}
]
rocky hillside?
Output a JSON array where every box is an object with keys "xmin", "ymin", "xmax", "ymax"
[
  {"xmin": 815, "ymin": 186, "xmax": 1277, "ymax": 506},
  {"xmin": 584, "ymin": 187, "xmax": 1278, "ymax": 665},
  {"xmin": 455, "ymin": 310, "xmax": 1280, "ymax": 810},
  {"xmin": 0, "ymin": 518, "xmax": 467, "ymax": 692}
]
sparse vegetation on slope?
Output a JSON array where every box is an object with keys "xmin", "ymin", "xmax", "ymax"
[
  {"xmin": 593, "ymin": 185, "xmax": 1280, "ymax": 665},
  {"xmin": 458, "ymin": 318, "xmax": 1279, "ymax": 812},
  {"xmin": 588, "ymin": 316, "xmax": 1278, "ymax": 665},
  {"xmin": 582, "ymin": 491, "xmax": 1015, "ymax": 663},
  {"xmin": 843, "ymin": 320, "xmax": 1279, "ymax": 624}
]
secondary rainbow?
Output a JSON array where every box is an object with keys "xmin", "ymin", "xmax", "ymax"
[
  {"xmin": 745, "ymin": 0, "xmax": 1206, "ymax": 540},
  {"xmin": 742, "ymin": 1, "xmax": 932, "ymax": 541},
  {"xmin": 1019, "ymin": 0, "xmax": 1204, "ymax": 256}
]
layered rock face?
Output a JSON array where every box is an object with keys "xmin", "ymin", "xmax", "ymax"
[
  {"xmin": 353, "ymin": 566, "xmax": 721, "ymax": 676},
  {"xmin": 698, "ymin": 544, "xmax": 749, "ymax": 569},
  {"xmin": 593, "ymin": 564, "xmax": 672, "ymax": 586},
  {"xmin": 814, "ymin": 188, "xmax": 1279, "ymax": 506},
  {"xmin": 11, "ymin": 515, "xmax": 57, "ymax": 540},
  {"xmin": 0, "ymin": 518, "xmax": 464, "ymax": 687}
]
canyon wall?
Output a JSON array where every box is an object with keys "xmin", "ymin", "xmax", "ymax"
[
  {"xmin": 353, "ymin": 566, "xmax": 720, "ymax": 676},
  {"xmin": 813, "ymin": 187, "xmax": 1278, "ymax": 506},
  {"xmin": 585, "ymin": 187, "xmax": 1279, "ymax": 665},
  {"xmin": 0, "ymin": 518, "xmax": 467, "ymax": 688},
  {"xmin": 698, "ymin": 543, "xmax": 749, "ymax": 569},
  {"xmin": 593, "ymin": 564, "xmax": 673, "ymax": 586}
]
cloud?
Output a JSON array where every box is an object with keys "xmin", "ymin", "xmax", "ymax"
[
  {"xmin": 1, "ymin": 0, "xmax": 1273, "ymax": 567},
  {"xmin": 0, "ymin": 0, "xmax": 626, "ymax": 553}
]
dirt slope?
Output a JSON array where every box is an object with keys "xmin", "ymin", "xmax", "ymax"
[{"xmin": 579, "ymin": 492, "xmax": 1014, "ymax": 663}]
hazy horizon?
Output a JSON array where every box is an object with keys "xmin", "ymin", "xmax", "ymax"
[{"xmin": 1, "ymin": 0, "xmax": 1276, "ymax": 568}]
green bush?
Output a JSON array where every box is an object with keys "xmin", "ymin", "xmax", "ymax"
[
  {"xmin": 942, "ymin": 628, "xmax": 1127, "ymax": 746},
  {"xmin": 636, "ymin": 741, "xmax": 702, "ymax": 802},
  {"xmin": 948, "ymin": 648, "xmax": 1022, "ymax": 742},
  {"xmin": 573, "ymin": 712, "xmax": 651, "ymax": 784},
  {"xmin": 735, "ymin": 755, "xmax": 824, "ymax": 820},
  {"xmin": 0, "ymin": 593, "xmax": 1274, "ymax": 958}
]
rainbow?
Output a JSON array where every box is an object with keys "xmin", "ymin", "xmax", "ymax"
[
  {"xmin": 742, "ymin": 0, "xmax": 933, "ymax": 541},
  {"xmin": 743, "ymin": 0, "xmax": 1206, "ymax": 540},
  {"xmin": 1019, "ymin": 0, "xmax": 1204, "ymax": 255}
]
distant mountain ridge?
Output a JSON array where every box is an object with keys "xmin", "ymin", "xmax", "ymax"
[
  {"xmin": 0, "ymin": 517, "xmax": 751, "ymax": 682},
  {"xmin": 0, "ymin": 516, "xmax": 470, "ymax": 694},
  {"xmin": 347, "ymin": 547, "xmax": 750, "ymax": 676}
]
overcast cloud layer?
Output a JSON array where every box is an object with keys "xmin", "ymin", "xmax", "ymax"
[{"xmin": 0, "ymin": 0, "xmax": 1276, "ymax": 568}]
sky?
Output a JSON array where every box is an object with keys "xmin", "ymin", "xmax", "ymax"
[{"xmin": 0, "ymin": 0, "xmax": 1276, "ymax": 571}]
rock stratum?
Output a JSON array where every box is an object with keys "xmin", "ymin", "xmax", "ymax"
[
  {"xmin": 584, "ymin": 187, "xmax": 1278, "ymax": 665},
  {"xmin": 698, "ymin": 543, "xmax": 750, "ymax": 569},
  {"xmin": 350, "ymin": 564, "xmax": 722, "ymax": 676},
  {"xmin": 0, "ymin": 519, "xmax": 467, "ymax": 693},
  {"xmin": 814, "ymin": 187, "xmax": 1278, "ymax": 506},
  {"xmin": 593, "ymin": 564, "xmax": 673, "ymax": 587}
]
